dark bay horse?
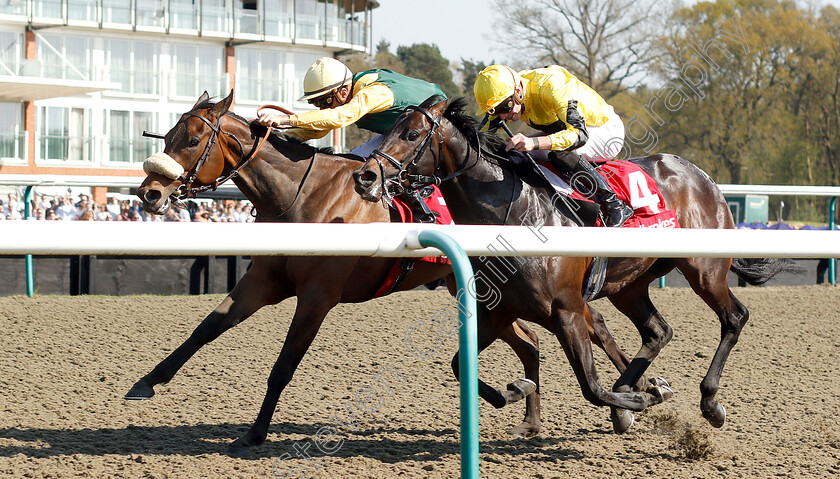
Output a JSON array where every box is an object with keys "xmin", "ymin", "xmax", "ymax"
[
  {"xmin": 126, "ymin": 91, "xmax": 543, "ymax": 456},
  {"xmin": 353, "ymin": 96, "xmax": 796, "ymax": 432}
]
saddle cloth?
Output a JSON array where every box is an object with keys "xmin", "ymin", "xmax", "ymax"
[
  {"xmin": 539, "ymin": 159, "xmax": 681, "ymax": 229},
  {"xmin": 372, "ymin": 185, "xmax": 453, "ymax": 299}
]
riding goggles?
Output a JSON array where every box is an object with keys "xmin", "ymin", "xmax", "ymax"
[
  {"xmin": 309, "ymin": 91, "xmax": 336, "ymax": 109},
  {"xmin": 487, "ymin": 95, "xmax": 515, "ymax": 116}
]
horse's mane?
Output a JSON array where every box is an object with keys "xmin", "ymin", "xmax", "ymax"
[
  {"xmin": 192, "ymin": 97, "xmax": 334, "ymax": 154},
  {"xmin": 437, "ymin": 97, "xmax": 517, "ymax": 161}
]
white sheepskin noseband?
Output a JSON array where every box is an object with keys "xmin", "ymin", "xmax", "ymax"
[{"xmin": 143, "ymin": 152, "xmax": 185, "ymax": 180}]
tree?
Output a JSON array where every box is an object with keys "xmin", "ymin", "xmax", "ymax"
[
  {"xmin": 490, "ymin": 0, "xmax": 658, "ymax": 99},
  {"xmin": 396, "ymin": 43, "xmax": 460, "ymax": 98},
  {"xmin": 374, "ymin": 40, "xmax": 406, "ymax": 73},
  {"xmin": 458, "ymin": 58, "xmax": 490, "ymax": 118},
  {"xmin": 649, "ymin": 0, "xmax": 818, "ymax": 185}
]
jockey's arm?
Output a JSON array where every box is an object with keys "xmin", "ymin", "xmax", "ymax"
[
  {"xmin": 541, "ymin": 87, "xmax": 589, "ymax": 151},
  {"xmin": 288, "ymin": 84, "xmax": 394, "ymax": 133}
]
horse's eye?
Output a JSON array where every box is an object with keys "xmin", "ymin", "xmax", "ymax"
[
  {"xmin": 189, "ymin": 138, "xmax": 200, "ymax": 147},
  {"xmin": 407, "ymin": 130, "xmax": 420, "ymax": 141}
]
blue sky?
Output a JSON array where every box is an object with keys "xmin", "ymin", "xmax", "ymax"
[
  {"xmin": 372, "ymin": 0, "xmax": 840, "ymax": 67},
  {"xmin": 371, "ymin": 0, "xmax": 499, "ymax": 65}
]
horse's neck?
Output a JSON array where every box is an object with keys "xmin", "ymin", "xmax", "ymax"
[
  {"xmin": 439, "ymin": 139, "xmax": 566, "ymax": 227},
  {"xmin": 235, "ymin": 145, "xmax": 388, "ymax": 223}
]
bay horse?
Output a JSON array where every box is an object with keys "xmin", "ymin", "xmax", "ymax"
[
  {"xmin": 353, "ymin": 96, "xmax": 797, "ymax": 432},
  {"xmin": 126, "ymin": 91, "xmax": 544, "ymax": 456}
]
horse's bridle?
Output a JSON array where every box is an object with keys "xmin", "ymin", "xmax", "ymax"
[
  {"xmin": 144, "ymin": 106, "xmax": 280, "ymax": 201},
  {"xmin": 367, "ymin": 105, "xmax": 477, "ymax": 199}
]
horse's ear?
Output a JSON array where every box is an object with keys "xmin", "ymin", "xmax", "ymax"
[
  {"xmin": 209, "ymin": 90, "xmax": 234, "ymax": 118},
  {"xmin": 428, "ymin": 96, "xmax": 451, "ymax": 116},
  {"xmin": 420, "ymin": 94, "xmax": 447, "ymax": 109},
  {"xmin": 193, "ymin": 91, "xmax": 210, "ymax": 110}
]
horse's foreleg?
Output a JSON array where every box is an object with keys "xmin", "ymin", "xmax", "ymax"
[
  {"xmin": 498, "ymin": 319, "xmax": 542, "ymax": 438},
  {"xmin": 551, "ymin": 297, "xmax": 664, "ymax": 418},
  {"xmin": 227, "ymin": 292, "xmax": 337, "ymax": 457},
  {"xmin": 584, "ymin": 304, "xmax": 643, "ymax": 385},
  {"xmin": 603, "ymin": 283, "xmax": 674, "ymax": 433},
  {"xmin": 126, "ymin": 265, "xmax": 289, "ymax": 400}
]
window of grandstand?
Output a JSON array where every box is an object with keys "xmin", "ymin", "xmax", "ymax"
[
  {"xmin": 0, "ymin": 0, "xmax": 24, "ymax": 16},
  {"xmin": 169, "ymin": 0, "xmax": 198, "ymax": 30},
  {"xmin": 263, "ymin": 0, "xmax": 294, "ymax": 38},
  {"xmin": 136, "ymin": 0, "xmax": 167, "ymax": 29},
  {"xmin": 67, "ymin": 0, "xmax": 98, "ymax": 23},
  {"xmin": 235, "ymin": 0, "xmax": 260, "ymax": 35},
  {"xmin": 0, "ymin": 103, "xmax": 25, "ymax": 162},
  {"xmin": 235, "ymin": 48, "xmax": 281, "ymax": 103},
  {"xmin": 37, "ymin": 33, "xmax": 92, "ymax": 81},
  {"xmin": 0, "ymin": 31, "xmax": 22, "ymax": 75},
  {"xmin": 38, "ymin": 106, "xmax": 92, "ymax": 163},
  {"xmin": 172, "ymin": 44, "xmax": 226, "ymax": 99},
  {"xmin": 102, "ymin": 0, "xmax": 132, "ymax": 25},
  {"xmin": 201, "ymin": 0, "xmax": 230, "ymax": 34},
  {"xmin": 294, "ymin": 0, "xmax": 319, "ymax": 40},
  {"xmin": 106, "ymin": 110, "xmax": 160, "ymax": 165},
  {"xmin": 105, "ymin": 39, "xmax": 160, "ymax": 96},
  {"xmin": 31, "ymin": 0, "xmax": 62, "ymax": 19}
]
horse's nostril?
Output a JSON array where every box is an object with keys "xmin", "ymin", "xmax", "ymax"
[
  {"xmin": 144, "ymin": 189, "xmax": 162, "ymax": 204},
  {"xmin": 353, "ymin": 170, "xmax": 377, "ymax": 186}
]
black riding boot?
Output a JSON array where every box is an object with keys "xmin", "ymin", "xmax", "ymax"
[
  {"xmin": 402, "ymin": 188, "xmax": 438, "ymax": 223},
  {"xmin": 549, "ymin": 151, "xmax": 634, "ymax": 227}
]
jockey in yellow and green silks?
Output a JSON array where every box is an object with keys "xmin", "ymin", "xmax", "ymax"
[{"xmin": 255, "ymin": 57, "xmax": 445, "ymax": 158}]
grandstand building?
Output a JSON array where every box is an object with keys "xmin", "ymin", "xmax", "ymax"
[{"xmin": 0, "ymin": 0, "xmax": 378, "ymax": 202}]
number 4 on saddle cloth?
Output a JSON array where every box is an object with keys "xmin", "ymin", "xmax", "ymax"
[{"xmin": 539, "ymin": 159, "xmax": 681, "ymax": 229}]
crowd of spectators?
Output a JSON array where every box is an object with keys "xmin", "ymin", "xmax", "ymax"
[{"xmin": 0, "ymin": 192, "xmax": 255, "ymax": 223}]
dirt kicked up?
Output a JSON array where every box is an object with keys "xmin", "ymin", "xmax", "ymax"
[{"xmin": 1, "ymin": 285, "xmax": 839, "ymax": 478}]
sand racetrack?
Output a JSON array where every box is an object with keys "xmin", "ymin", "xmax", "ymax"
[{"xmin": 1, "ymin": 285, "xmax": 839, "ymax": 478}]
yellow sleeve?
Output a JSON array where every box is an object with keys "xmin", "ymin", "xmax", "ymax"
[
  {"xmin": 541, "ymin": 85, "xmax": 584, "ymax": 151},
  {"xmin": 288, "ymin": 84, "xmax": 394, "ymax": 132},
  {"xmin": 282, "ymin": 127, "xmax": 330, "ymax": 141}
]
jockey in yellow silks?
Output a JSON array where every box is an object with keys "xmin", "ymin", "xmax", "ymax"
[{"xmin": 474, "ymin": 64, "xmax": 634, "ymax": 227}]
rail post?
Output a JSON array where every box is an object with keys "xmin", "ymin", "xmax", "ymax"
[{"xmin": 414, "ymin": 230, "xmax": 479, "ymax": 479}]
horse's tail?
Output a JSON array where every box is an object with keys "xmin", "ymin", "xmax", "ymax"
[{"xmin": 729, "ymin": 258, "xmax": 805, "ymax": 286}]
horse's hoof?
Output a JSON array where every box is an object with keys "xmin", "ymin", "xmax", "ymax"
[
  {"xmin": 506, "ymin": 421, "xmax": 541, "ymax": 439},
  {"xmin": 124, "ymin": 382, "xmax": 155, "ymax": 400},
  {"xmin": 702, "ymin": 403, "xmax": 726, "ymax": 428},
  {"xmin": 503, "ymin": 378, "xmax": 537, "ymax": 404},
  {"xmin": 611, "ymin": 407, "xmax": 635, "ymax": 434},
  {"xmin": 225, "ymin": 444, "xmax": 249, "ymax": 458},
  {"xmin": 652, "ymin": 385, "xmax": 674, "ymax": 403},
  {"xmin": 650, "ymin": 376, "xmax": 671, "ymax": 389}
]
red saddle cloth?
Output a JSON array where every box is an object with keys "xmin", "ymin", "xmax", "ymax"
[
  {"xmin": 373, "ymin": 185, "xmax": 453, "ymax": 299},
  {"xmin": 543, "ymin": 159, "xmax": 681, "ymax": 229}
]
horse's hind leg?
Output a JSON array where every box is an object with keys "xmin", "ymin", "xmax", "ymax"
[
  {"xmin": 498, "ymin": 319, "xmax": 542, "ymax": 438},
  {"xmin": 679, "ymin": 257, "xmax": 749, "ymax": 428},
  {"xmin": 126, "ymin": 261, "xmax": 289, "ymax": 400}
]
